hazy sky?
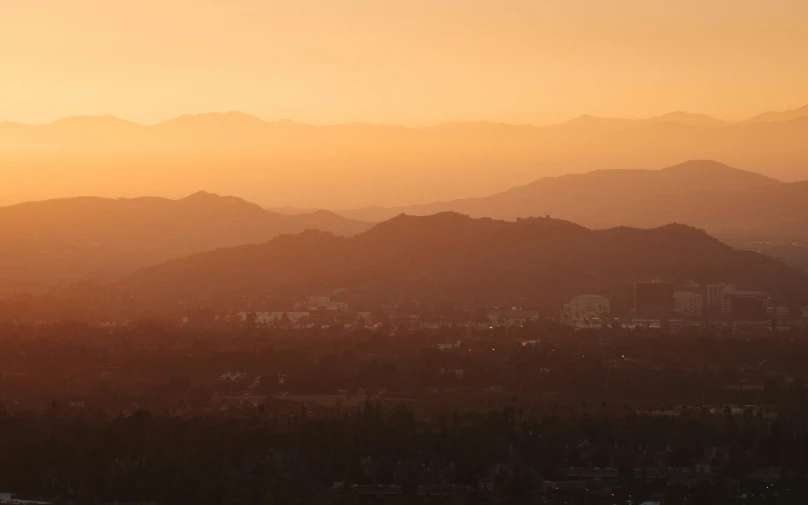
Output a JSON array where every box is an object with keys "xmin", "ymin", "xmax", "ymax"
[{"xmin": 2, "ymin": 0, "xmax": 807, "ymax": 125}]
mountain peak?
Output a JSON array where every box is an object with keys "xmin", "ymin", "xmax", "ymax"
[
  {"xmin": 306, "ymin": 209, "xmax": 344, "ymax": 218},
  {"xmin": 648, "ymin": 111, "xmax": 725, "ymax": 127},
  {"xmin": 183, "ymin": 190, "xmax": 220, "ymax": 200},
  {"xmin": 663, "ymin": 160, "xmax": 735, "ymax": 172},
  {"xmin": 661, "ymin": 160, "xmax": 779, "ymax": 182},
  {"xmin": 383, "ymin": 211, "xmax": 472, "ymax": 226},
  {"xmin": 363, "ymin": 212, "xmax": 476, "ymax": 237},
  {"xmin": 179, "ymin": 191, "xmax": 262, "ymax": 210}
]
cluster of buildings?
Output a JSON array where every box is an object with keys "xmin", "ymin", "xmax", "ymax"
[
  {"xmin": 560, "ymin": 281, "xmax": 805, "ymax": 328},
  {"xmin": 233, "ymin": 295, "xmax": 374, "ymax": 328},
  {"xmin": 170, "ymin": 282, "xmax": 808, "ymax": 332},
  {"xmin": 635, "ymin": 281, "xmax": 774, "ymax": 322},
  {"xmin": 292, "ymin": 295, "xmax": 350, "ymax": 312},
  {"xmin": 233, "ymin": 298, "xmax": 552, "ymax": 332},
  {"xmin": 561, "ymin": 294, "xmax": 610, "ymax": 327},
  {"xmin": 231, "ymin": 286, "xmax": 803, "ymax": 331},
  {"xmin": 236, "ymin": 310, "xmax": 314, "ymax": 326},
  {"xmin": 486, "ymin": 307, "xmax": 541, "ymax": 325}
]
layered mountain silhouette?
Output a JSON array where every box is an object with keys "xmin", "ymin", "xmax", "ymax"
[
  {"xmin": 341, "ymin": 161, "xmax": 808, "ymax": 244},
  {"xmin": 111, "ymin": 213, "xmax": 808, "ymax": 315},
  {"xmin": 0, "ymin": 193, "xmax": 370, "ymax": 294},
  {"xmin": 2, "ymin": 105, "xmax": 808, "ymax": 209},
  {"xmin": 745, "ymin": 104, "xmax": 808, "ymax": 124}
]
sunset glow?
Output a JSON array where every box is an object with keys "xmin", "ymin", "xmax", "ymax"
[
  {"xmin": 4, "ymin": 3, "xmax": 808, "ymax": 503},
  {"xmin": 2, "ymin": 0, "xmax": 807, "ymax": 126}
]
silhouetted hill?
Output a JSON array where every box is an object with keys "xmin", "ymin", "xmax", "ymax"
[
  {"xmin": 0, "ymin": 194, "xmax": 370, "ymax": 293},
  {"xmin": 643, "ymin": 111, "xmax": 728, "ymax": 128},
  {"xmin": 114, "ymin": 213, "xmax": 808, "ymax": 314},
  {"xmin": 553, "ymin": 112, "xmax": 727, "ymax": 131},
  {"xmin": 343, "ymin": 161, "xmax": 808, "ymax": 273},
  {"xmin": 2, "ymin": 106, "xmax": 808, "ymax": 209},
  {"xmin": 343, "ymin": 161, "xmax": 782, "ymax": 223},
  {"xmin": 745, "ymin": 104, "xmax": 808, "ymax": 124}
]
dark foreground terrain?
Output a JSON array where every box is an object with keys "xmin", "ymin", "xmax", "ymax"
[{"xmin": 3, "ymin": 320, "xmax": 808, "ymax": 504}]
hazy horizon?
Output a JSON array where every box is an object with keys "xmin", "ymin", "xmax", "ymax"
[
  {"xmin": 3, "ymin": 104, "xmax": 808, "ymax": 128},
  {"xmin": 4, "ymin": 0, "xmax": 808, "ymax": 209},
  {"xmin": 0, "ymin": 156, "xmax": 792, "ymax": 210},
  {"xmin": 3, "ymin": 107, "xmax": 808, "ymax": 209},
  {"xmin": 7, "ymin": 3, "xmax": 808, "ymax": 502},
  {"xmin": 4, "ymin": 0, "xmax": 808, "ymax": 126}
]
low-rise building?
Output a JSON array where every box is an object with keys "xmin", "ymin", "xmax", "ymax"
[
  {"xmin": 562, "ymin": 295, "xmax": 609, "ymax": 325},
  {"xmin": 246, "ymin": 311, "xmax": 286, "ymax": 325},
  {"xmin": 722, "ymin": 289, "xmax": 769, "ymax": 320},
  {"xmin": 286, "ymin": 311, "xmax": 311, "ymax": 322},
  {"xmin": 674, "ymin": 291, "xmax": 703, "ymax": 318},
  {"xmin": 767, "ymin": 306, "xmax": 790, "ymax": 320},
  {"xmin": 707, "ymin": 283, "xmax": 735, "ymax": 311}
]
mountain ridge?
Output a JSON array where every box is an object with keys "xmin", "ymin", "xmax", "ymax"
[
  {"xmin": 8, "ymin": 103, "xmax": 808, "ymax": 129},
  {"xmin": 0, "ymin": 192, "xmax": 371, "ymax": 294},
  {"xmin": 3, "ymin": 107, "xmax": 808, "ymax": 208},
  {"xmin": 90, "ymin": 212, "xmax": 808, "ymax": 314},
  {"xmin": 341, "ymin": 160, "xmax": 784, "ymax": 222},
  {"xmin": 745, "ymin": 104, "xmax": 808, "ymax": 124},
  {"xmin": 106, "ymin": 212, "xmax": 808, "ymax": 318}
]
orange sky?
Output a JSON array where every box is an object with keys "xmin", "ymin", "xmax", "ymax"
[{"xmin": 2, "ymin": 0, "xmax": 807, "ymax": 126}]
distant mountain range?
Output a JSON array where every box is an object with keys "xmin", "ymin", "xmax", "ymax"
[
  {"xmin": 108, "ymin": 213, "xmax": 808, "ymax": 316},
  {"xmin": 745, "ymin": 104, "xmax": 808, "ymax": 124},
  {"xmin": 340, "ymin": 160, "xmax": 808, "ymax": 244},
  {"xmin": 2, "ymin": 105, "xmax": 808, "ymax": 208},
  {"xmin": 0, "ymin": 193, "xmax": 370, "ymax": 294},
  {"xmin": 5, "ymin": 158, "xmax": 808, "ymax": 298}
]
